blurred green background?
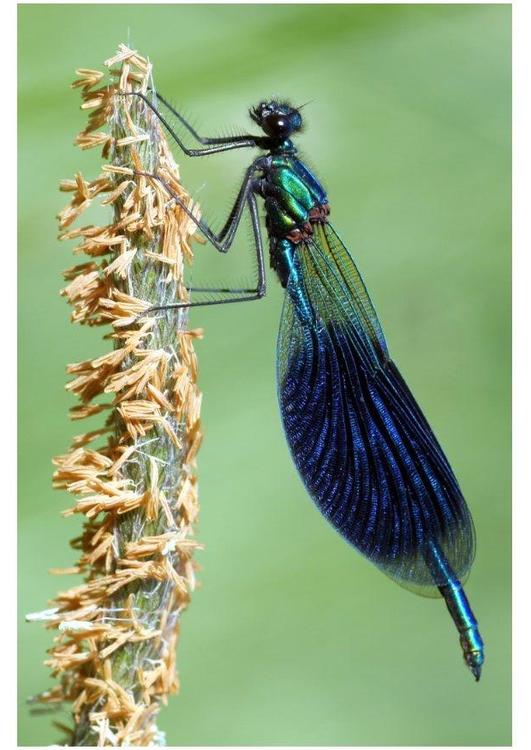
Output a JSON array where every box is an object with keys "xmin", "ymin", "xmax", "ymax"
[{"xmin": 18, "ymin": 4, "xmax": 511, "ymax": 746}]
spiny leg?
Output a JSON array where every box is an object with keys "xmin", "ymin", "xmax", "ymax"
[
  {"xmin": 154, "ymin": 90, "xmax": 254, "ymax": 147},
  {"xmin": 247, "ymin": 191, "xmax": 266, "ymax": 295},
  {"xmin": 137, "ymin": 156, "xmax": 263, "ymax": 253},
  {"xmin": 188, "ymin": 287, "xmax": 259, "ymax": 294},
  {"xmin": 121, "ymin": 91, "xmax": 260, "ymax": 156},
  {"xmin": 134, "ymin": 176, "xmax": 266, "ymax": 316},
  {"xmin": 171, "ymin": 193, "xmax": 267, "ymax": 304}
]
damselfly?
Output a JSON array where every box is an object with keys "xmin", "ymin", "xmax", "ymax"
[{"xmin": 128, "ymin": 91, "xmax": 484, "ymax": 680}]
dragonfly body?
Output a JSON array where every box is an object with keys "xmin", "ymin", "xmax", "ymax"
[{"xmin": 131, "ymin": 93, "xmax": 484, "ymax": 680}]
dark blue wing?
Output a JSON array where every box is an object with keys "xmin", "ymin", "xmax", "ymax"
[{"xmin": 277, "ymin": 223, "xmax": 475, "ymax": 595}]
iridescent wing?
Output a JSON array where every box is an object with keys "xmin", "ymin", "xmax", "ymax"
[{"xmin": 277, "ymin": 223, "xmax": 475, "ymax": 595}]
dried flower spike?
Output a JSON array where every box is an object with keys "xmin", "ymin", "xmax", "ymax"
[{"xmin": 27, "ymin": 44, "xmax": 203, "ymax": 746}]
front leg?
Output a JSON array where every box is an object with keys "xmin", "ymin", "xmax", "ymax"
[
  {"xmin": 121, "ymin": 91, "xmax": 261, "ymax": 156},
  {"xmin": 155, "ymin": 91, "xmax": 260, "ymax": 148}
]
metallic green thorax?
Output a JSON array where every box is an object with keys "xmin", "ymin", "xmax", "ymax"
[
  {"xmin": 266, "ymin": 158, "xmax": 317, "ymax": 231},
  {"xmin": 257, "ymin": 151, "xmax": 329, "ymax": 287}
]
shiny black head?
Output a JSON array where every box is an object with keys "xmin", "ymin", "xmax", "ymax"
[{"xmin": 249, "ymin": 100, "xmax": 303, "ymax": 139}]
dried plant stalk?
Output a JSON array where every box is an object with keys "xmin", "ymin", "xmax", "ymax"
[{"xmin": 28, "ymin": 45, "xmax": 204, "ymax": 746}]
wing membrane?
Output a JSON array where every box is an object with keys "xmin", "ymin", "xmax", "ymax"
[{"xmin": 277, "ymin": 223, "xmax": 475, "ymax": 595}]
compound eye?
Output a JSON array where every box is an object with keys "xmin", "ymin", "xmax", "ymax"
[
  {"xmin": 264, "ymin": 114, "xmax": 288, "ymax": 136},
  {"xmin": 291, "ymin": 112, "xmax": 302, "ymax": 130}
]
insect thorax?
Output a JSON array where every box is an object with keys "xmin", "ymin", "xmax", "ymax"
[{"xmin": 253, "ymin": 152, "xmax": 330, "ymax": 287}]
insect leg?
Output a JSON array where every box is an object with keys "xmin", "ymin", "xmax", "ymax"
[
  {"xmin": 134, "ymin": 176, "xmax": 266, "ymax": 316},
  {"xmin": 122, "ymin": 91, "xmax": 260, "ymax": 156},
  {"xmin": 247, "ymin": 190, "xmax": 266, "ymax": 299},
  {"xmin": 152, "ymin": 91, "xmax": 254, "ymax": 147},
  {"xmin": 188, "ymin": 287, "xmax": 259, "ymax": 294},
  {"xmin": 140, "ymin": 158, "xmax": 264, "ymax": 253}
]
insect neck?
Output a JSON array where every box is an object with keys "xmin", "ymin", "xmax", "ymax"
[{"xmin": 268, "ymin": 138, "xmax": 297, "ymax": 156}]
